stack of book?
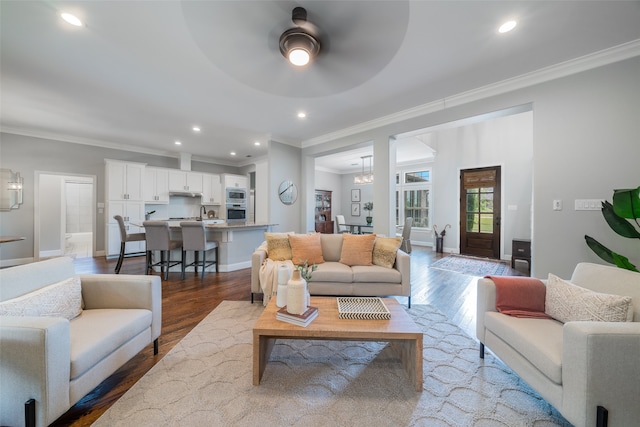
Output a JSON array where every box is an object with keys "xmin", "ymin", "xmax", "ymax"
[{"xmin": 276, "ymin": 306, "xmax": 318, "ymax": 327}]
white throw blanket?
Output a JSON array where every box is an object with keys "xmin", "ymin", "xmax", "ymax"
[{"xmin": 258, "ymin": 259, "xmax": 294, "ymax": 306}]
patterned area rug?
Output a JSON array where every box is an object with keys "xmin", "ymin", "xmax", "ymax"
[
  {"xmin": 430, "ymin": 255, "xmax": 511, "ymax": 277},
  {"xmin": 94, "ymin": 301, "xmax": 569, "ymax": 427}
]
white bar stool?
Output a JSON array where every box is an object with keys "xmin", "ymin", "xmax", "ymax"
[{"xmin": 180, "ymin": 221, "xmax": 219, "ymax": 279}]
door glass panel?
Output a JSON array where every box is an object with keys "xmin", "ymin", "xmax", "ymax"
[
  {"xmin": 466, "ymin": 213, "xmax": 479, "ymax": 232},
  {"xmin": 480, "ymin": 214, "xmax": 493, "ymax": 233},
  {"xmin": 480, "ymin": 193, "xmax": 493, "ymax": 212},
  {"xmin": 466, "ymin": 191, "xmax": 479, "ymax": 213}
]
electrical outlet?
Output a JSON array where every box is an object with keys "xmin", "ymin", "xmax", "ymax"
[{"xmin": 553, "ymin": 200, "xmax": 562, "ymax": 211}]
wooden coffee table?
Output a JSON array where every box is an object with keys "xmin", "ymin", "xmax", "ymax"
[{"xmin": 252, "ymin": 297, "xmax": 423, "ymax": 391}]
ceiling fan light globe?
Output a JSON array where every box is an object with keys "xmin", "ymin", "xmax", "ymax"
[{"xmin": 289, "ymin": 49, "xmax": 310, "ymax": 66}]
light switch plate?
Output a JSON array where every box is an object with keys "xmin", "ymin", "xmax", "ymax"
[{"xmin": 553, "ymin": 200, "xmax": 562, "ymax": 211}]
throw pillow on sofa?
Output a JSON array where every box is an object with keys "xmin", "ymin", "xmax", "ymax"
[
  {"xmin": 289, "ymin": 233, "xmax": 325, "ymax": 265},
  {"xmin": 545, "ymin": 273, "xmax": 633, "ymax": 323},
  {"xmin": 265, "ymin": 232, "xmax": 293, "ymax": 261},
  {"xmin": 0, "ymin": 276, "xmax": 83, "ymax": 320},
  {"xmin": 372, "ymin": 236, "xmax": 403, "ymax": 268},
  {"xmin": 339, "ymin": 233, "xmax": 376, "ymax": 266}
]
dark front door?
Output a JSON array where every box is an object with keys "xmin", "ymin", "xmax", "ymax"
[{"xmin": 460, "ymin": 166, "xmax": 501, "ymax": 259}]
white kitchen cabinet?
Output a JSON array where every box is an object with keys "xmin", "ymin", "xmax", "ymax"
[
  {"xmin": 106, "ymin": 160, "xmax": 144, "ymax": 201},
  {"xmin": 201, "ymin": 173, "xmax": 222, "ymax": 205},
  {"xmin": 106, "ymin": 200, "xmax": 145, "ymax": 256},
  {"xmin": 223, "ymin": 174, "xmax": 248, "ymax": 189},
  {"xmin": 169, "ymin": 170, "xmax": 203, "ymax": 193},
  {"xmin": 144, "ymin": 167, "xmax": 169, "ymax": 204}
]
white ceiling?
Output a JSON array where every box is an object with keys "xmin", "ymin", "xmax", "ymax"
[{"xmin": 2, "ymin": 1, "xmax": 639, "ymax": 168}]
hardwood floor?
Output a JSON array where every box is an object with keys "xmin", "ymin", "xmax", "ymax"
[{"xmin": 52, "ymin": 246, "xmax": 523, "ymax": 426}]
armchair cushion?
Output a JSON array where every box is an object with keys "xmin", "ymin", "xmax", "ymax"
[
  {"xmin": 0, "ymin": 276, "xmax": 82, "ymax": 320},
  {"xmin": 545, "ymin": 274, "xmax": 633, "ymax": 323}
]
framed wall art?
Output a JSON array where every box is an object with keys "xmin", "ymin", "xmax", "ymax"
[
  {"xmin": 351, "ymin": 189, "xmax": 360, "ymax": 202},
  {"xmin": 351, "ymin": 203, "xmax": 360, "ymax": 216}
]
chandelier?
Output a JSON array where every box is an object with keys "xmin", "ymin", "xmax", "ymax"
[{"xmin": 354, "ymin": 155, "xmax": 373, "ymax": 185}]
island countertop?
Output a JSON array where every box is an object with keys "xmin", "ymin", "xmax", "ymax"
[{"xmin": 134, "ymin": 220, "xmax": 277, "ymax": 230}]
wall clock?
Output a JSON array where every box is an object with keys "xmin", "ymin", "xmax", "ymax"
[{"xmin": 278, "ymin": 180, "xmax": 298, "ymax": 205}]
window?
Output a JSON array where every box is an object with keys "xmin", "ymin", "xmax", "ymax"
[{"xmin": 395, "ymin": 168, "xmax": 432, "ymax": 228}]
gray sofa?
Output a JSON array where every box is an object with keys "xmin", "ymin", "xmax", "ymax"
[
  {"xmin": 477, "ymin": 262, "xmax": 640, "ymax": 427},
  {"xmin": 0, "ymin": 257, "xmax": 162, "ymax": 427},
  {"xmin": 251, "ymin": 233, "xmax": 411, "ymax": 306}
]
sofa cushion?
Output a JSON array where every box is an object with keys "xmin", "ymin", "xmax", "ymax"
[
  {"xmin": 320, "ymin": 234, "xmax": 345, "ymax": 262},
  {"xmin": 289, "ymin": 233, "xmax": 325, "ymax": 265},
  {"xmin": 311, "ymin": 262, "xmax": 354, "ymax": 283},
  {"xmin": 352, "ymin": 265, "xmax": 402, "ymax": 283},
  {"xmin": 0, "ymin": 276, "xmax": 83, "ymax": 320},
  {"xmin": 484, "ymin": 312, "xmax": 564, "ymax": 384},
  {"xmin": 545, "ymin": 274, "xmax": 633, "ymax": 323},
  {"xmin": 339, "ymin": 233, "xmax": 376, "ymax": 266},
  {"xmin": 265, "ymin": 232, "xmax": 293, "ymax": 261},
  {"xmin": 372, "ymin": 237, "xmax": 403, "ymax": 268},
  {"xmin": 69, "ymin": 308, "xmax": 152, "ymax": 379}
]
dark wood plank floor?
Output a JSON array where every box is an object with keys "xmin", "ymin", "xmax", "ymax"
[{"xmin": 51, "ymin": 246, "xmax": 523, "ymax": 426}]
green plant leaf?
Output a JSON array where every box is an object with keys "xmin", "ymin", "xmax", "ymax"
[
  {"xmin": 585, "ymin": 235, "xmax": 615, "ymax": 264},
  {"xmin": 611, "ymin": 252, "xmax": 639, "ymax": 272},
  {"xmin": 585, "ymin": 235, "xmax": 639, "ymax": 272},
  {"xmin": 612, "ymin": 186, "xmax": 640, "ymax": 219},
  {"xmin": 601, "ymin": 201, "xmax": 640, "ymax": 239}
]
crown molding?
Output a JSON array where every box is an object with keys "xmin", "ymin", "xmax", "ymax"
[
  {"xmin": 1, "ymin": 126, "xmax": 240, "ymax": 167},
  {"xmin": 302, "ymin": 39, "xmax": 640, "ymax": 148}
]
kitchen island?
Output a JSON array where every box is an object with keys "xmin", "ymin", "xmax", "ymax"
[{"xmin": 136, "ymin": 221, "xmax": 276, "ymax": 273}]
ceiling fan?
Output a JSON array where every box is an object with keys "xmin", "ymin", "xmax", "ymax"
[
  {"xmin": 179, "ymin": 1, "xmax": 410, "ymax": 97},
  {"xmin": 279, "ymin": 7, "xmax": 321, "ymax": 66}
]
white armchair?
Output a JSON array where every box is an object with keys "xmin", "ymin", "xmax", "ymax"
[{"xmin": 477, "ymin": 262, "xmax": 640, "ymax": 427}]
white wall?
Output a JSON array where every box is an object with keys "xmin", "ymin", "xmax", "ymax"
[{"xmin": 268, "ymin": 140, "xmax": 302, "ymax": 233}]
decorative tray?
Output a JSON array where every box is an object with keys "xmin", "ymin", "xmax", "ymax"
[{"xmin": 337, "ymin": 297, "xmax": 390, "ymax": 320}]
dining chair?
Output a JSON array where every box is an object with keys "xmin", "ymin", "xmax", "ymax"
[
  {"xmin": 143, "ymin": 220, "xmax": 183, "ymax": 280},
  {"xmin": 400, "ymin": 217, "xmax": 413, "ymax": 254},
  {"xmin": 113, "ymin": 215, "xmax": 146, "ymax": 274},
  {"xmin": 335, "ymin": 215, "xmax": 349, "ymax": 233},
  {"xmin": 180, "ymin": 221, "xmax": 219, "ymax": 279}
]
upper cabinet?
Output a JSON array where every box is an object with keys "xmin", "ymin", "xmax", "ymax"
[
  {"xmin": 168, "ymin": 170, "xmax": 203, "ymax": 193},
  {"xmin": 223, "ymin": 174, "xmax": 248, "ymax": 189},
  {"xmin": 106, "ymin": 160, "xmax": 144, "ymax": 201},
  {"xmin": 144, "ymin": 167, "xmax": 169, "ymax": 204},
  {"xmin": 202, "ymin": 174, "xmax": 222, "ymax": 205}
]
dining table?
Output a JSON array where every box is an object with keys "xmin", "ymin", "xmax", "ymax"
[{"xmin": 343, "ymin": 223, "xmax": 373, "ymax": 234}]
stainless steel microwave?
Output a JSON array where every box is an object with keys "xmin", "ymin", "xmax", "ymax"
[{"xmin": 226, "ymin": 188, "xmax": 246, "ymax": 202}]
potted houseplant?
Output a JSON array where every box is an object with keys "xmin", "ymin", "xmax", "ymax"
[
  {"xmin": 584, "ymin": 185, "xmax": 639, "ymax": 272},
  {"xmin": 363, "ymin": 201, "xmax": 373, "ymax": 225}
]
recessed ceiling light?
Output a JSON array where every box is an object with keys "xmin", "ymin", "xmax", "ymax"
[
  {"xmin": 254, "ymin": 141, "xmax": 261, "ymax": 146},
  {"xmin": 297, "ymin": 112, "xmax": 306, "ymax": 118},
  {"xmin": 498, "ymin": 20, "xmax": 517, "ymax": 33},
  {"xmin": 192, "ymin": 126, "xmax": 201, "ymax": 132},
  {"xmin": 230, "ymin": 151, "xmax": 236, "ymax": 156},
  {"xmin": 61, "ymin": 12, "xmax": 83, "ymax": 27},
  {"xmin": 174, "ymin": 140, "xmax": 182, "ymax": 145}
]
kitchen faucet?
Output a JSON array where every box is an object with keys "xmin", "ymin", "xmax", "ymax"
[{"xmin": 200, "ymin": 205, "xmax": 207, "ymax": 220}]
